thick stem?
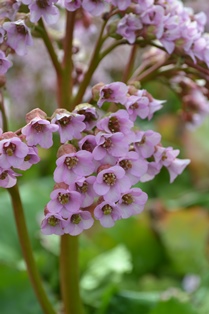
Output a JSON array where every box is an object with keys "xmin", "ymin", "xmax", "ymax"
[
  {"xmin": 73, "ymin": 20, "xmax": 107, "ymax": 106},
  {"xmin": 122, "ymin": 44, "xmax": 138, "ymax": 83},
  {"xmin": 60, "ymin": 11, "xmax": 76, "ymax": 111},
  {"xmin": 0, "ymin": 92, "xmax": 8, "ymax": 132},
  {"xmin": 38, "ymin": 19, "xmax": 62, "ymax": 76},
  {"xmin": 60, "ymin": 234, "xmax": 84, "ymax": 314},
  {"xmin": 8, "ymin": 185, "xmax": 56, "ymax": 314}
]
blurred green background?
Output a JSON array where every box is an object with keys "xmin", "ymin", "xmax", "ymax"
[{"xmin": 1, "ymin": 73, "xmax": 209, "ymax": 314}]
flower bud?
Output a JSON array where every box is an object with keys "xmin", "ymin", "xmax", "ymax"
[
  {"xmin": 97, "ymin": 164, "xmax": 111, "ymax": 174},
  {"xmin": 91, "ymin": 83, "xmax": 104, "ymax": 101},
  {"xmin": 57, "ymin": 144, "xmax": 77, "ymax": 158},
  {"xmin": 25, "ymin": 108, "xmax": 47, "ymax": 123}
]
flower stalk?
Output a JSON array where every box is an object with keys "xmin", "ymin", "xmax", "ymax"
[
  {"xmin": 8, "ymin": 185, "xmax": 56, "ymax": 314},
  {"xmin": 60, "ymin": 234, "xmax": 84, "ymax": 314}
]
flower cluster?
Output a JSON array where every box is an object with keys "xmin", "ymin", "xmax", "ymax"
[
  {"xmin": 40, "ymin": 82, "xmax": 190, "ymax": 236},
  {"xmin": 170, "ymin": 72, "xmax": 209, "ymax": 128},
  {"xmin": 1, "ymin": 0, "xmax": 209, "ymax": 75}
]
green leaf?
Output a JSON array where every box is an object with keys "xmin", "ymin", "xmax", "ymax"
[
  {"xmin": 0, "ymin": 265, "xmax": 42, "ymax": 314},
  {"xmin": 81, "ymin": 245, "xmax": 132, "ymax": 291},
  {"xmin": 149, "ymin": 298, "xmax": 198, "ymax": 314},
  {"xmin": 106, "ymin": 291, "xmax": 160, "ymax": 314}
]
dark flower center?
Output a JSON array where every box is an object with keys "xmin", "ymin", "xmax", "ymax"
[
  {"xmin": 57, "ymin": 192, "xmax": 70, "ymax": 204},
  {"xmin": 136, "ymin": 135, "xmax": 146, "ymax": 146},
  {"xmin": 122, "ymin": 193, "xmax": 134, "ymax": 205},
  {"xmin": 16, "ymin": 24, "xmax": 27, "ymax": 35},
  {"xmin": 33, "ymin": 122, "xmax": 44, "ymax": 133},
  {"xmin": 0, "ymin": 171, "xmax": 7, "ymax": 180},
  {"xmin": 108, "ymin": 116, "xmax": 120, "ymax": 132},
  {"xmin": 71, "ymin": 214, "xmax": 81, "ymax": 224},
  {"xmin": 78, "ymin": 110, "xmax": 95, "ymax": 123},
  {"xmin": 102, "ymin": 88, "xmax": 113, "ymax": 99},
  {"xmin": 102, "ymin": 204, "xmax": 113, "ymax": 215},
  {"xmin": 130, "ymin": 102, "xmax": 139, "ymax": 110},
  {"xmin": 47, "ymin": 215, "xmax": 59, "ymax": 226},
  {"xmin": 3, "ymin": 142, "xmax": 16, "ymax": 156},
  {"xmin": 119, "ymin": 159, "xmax": 132, "ymax": 171},
  {"xmin": 102, "ymin": 138, "xmax": 112, "ymax": 149},
  {"xmin": 162, "ymin": 152, "xmax": 167, "ymax": 161},
  {"xmin": 82, "ymin": 140, "xmax": 94, "ymax": 152},
  {"xmin": 76, "ymin": 182, "xmax": 88, "ymax": 193},
  {"xmin": 59, "ymin": 116, "xmax": 71, "ymax": 127},
  {"xmin": 103, "ymin": 173, "xmax": 116, "ymax": 186},
  {"xmin": 24, "ymin": 155, "xmax": 31, "ymax": 161},
  {"xmin": 36, "ymin": 0, "xmax": 49, "ymax": 9},
  {"xmin": 64, "ymin": 156, "xmax": 78, "ymax": 169}
]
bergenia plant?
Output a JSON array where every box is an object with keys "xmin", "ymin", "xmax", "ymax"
[{"xmin": 0, "ymin": 0, "xmax": 208, "ymax": 313}]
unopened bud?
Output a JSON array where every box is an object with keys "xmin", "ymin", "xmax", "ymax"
[
  {"xmin": 53, "ymin": 182, "xmax": 69, "ymax": 190},
  {"xmin": 97, "ymin": 164, "xmax": 111, "ymax": 174},
  {"xmin": 25, "ymin": 108, "xmax": 47, "ymax": 123},
  {"xmin": 57, "ymin": 144, "xmax": 77, "ymax": 158},
  {"xmin": 91, "ymin": 83, "xmax": 104, "ymax": 101}
]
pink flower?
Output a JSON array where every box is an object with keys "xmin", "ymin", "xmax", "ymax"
[
  {"xmin": 73, "ymin": 176, "xmax": 96, "ymax": 208},
  {"xmin": 3, "ymin": 20, "xmax": 33, "ymax": 56},
  {"xmin": 117, "ymin": 13, "xmax": 143, "ymax": 44},
  {"xmin": 133, "ymin": 130, "xmax": 161, "ymax": 158},
  {"xmin": 29, "ymin": 0, "xmax": 60, "ymax": 25},
  {"xmin": 64, "ymin": 210, "xmax": 94, "ymax": 235},
  {"xmin": 41, "ymin": 213, "xmax": 67, "ymax": 235},
  {"xmin": 167, "ymin": 158, "xmax": 190, "ymax": 183},
  {"xmin": 96, "ymin": 109, "xmax": 133, "ymax": 134},
  {"xmin": 92, "ymin": 132, "xmax": 130, "ymax": 164},
  {"xmin": 0, "ymin": 168, "xmax": 20, "ymax": 188},
  {"xmin": 106, "ymin": 0, "xmax": 131, "ymax": 11},
  {"xmin": 0, "ymin": 136, "xmax": 29, "ymax": 169},
  {"xmin": 94, "ymin": 200, "xmax": 122, "ymax": 227},
  {"xmin": 54, "ymin": 150, "xmax": 95, "ymax": 185},
  {"xmin": 21, "ymin": 117, "xmax": 59, "ymax": 148},
  {"xmin": 118, "ymin": 188, "xmax": 148, "ymax": 219},
  {"xmin": 93, "ymin": 165, "xmax": 131, "ymax": 202},
  {"xmin": 0, "ymin": 50, "xmax": 12, "ymax": 75},
  {"xmin": 47, "ymin": 188, "xmax": 82, "ymax": 218},
  {"xmin": 125, "ymin": 94, "xmax": 150, "ymax": 121},
  {"xmin": 18, "ymin": 146, "xmax": 40, "ymax": 170},
  {"xmin": 139, "ymin": 161, "xmax": 161, "ymax": 182},
  {"xmin": 82, "ymin": 0, "xmax": 105, "ymax": 16},
  {"xmin": 51, "ymin": 111, "xmax": 85, "ymax": 143},
  {"xmin": 64, "ymin": 0, "xmax": 82, "ymax": 11},
  {"xmin": 0, "ymin": 0, "xmax": 21, "ymax": 20},
  {"xmin": 97, "ymin": 82, "xmax": 128, "ymax": 108},
  {"xmin": 73, "ymin": 104, "xmax": 98, "ymax": 131},
  {"xmin": 79, "ymin": 134, "xmax": 97, "ymax": 152},
  {"xmin": 117, "ymin": 151, "xmax": 148, "ymax": 185},
  {"xmin": 154, "ymin": 146, "xmax": 180, "ymax": 167}
]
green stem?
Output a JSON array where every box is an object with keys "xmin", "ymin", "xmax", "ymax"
[
  {"xmin": 8, "ymin": 185, "xmax": 56, "ymax": 314},
  {"xmin": 60, "ymin": 234, "xmax": 84, "ymax": 314},
  {"xmin": 0, "ymin": 92, "xmax": 8, "ymax": 132},
  {"xmin": 60, "ymin": 11, "xmax": 76, "ymax": 111},
  {"xmin": 73, "ymin": 20, "xmax": 108, "ymax": 106},
  {"xmin": 99, "ymin": 39, "xmax": 127, "ymax": 61},
  {"xmin": 122, "ymin": 44, "xmax": 138, "ymax": 83},
  {"xmin": 38, "ymin": 19, "xmax": 62, "ymax": 76}
]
